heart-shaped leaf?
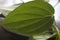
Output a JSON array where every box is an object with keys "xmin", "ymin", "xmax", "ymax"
[{"xmin": 2, "ymin": 0, "xmax": 54, "ymax": 35}]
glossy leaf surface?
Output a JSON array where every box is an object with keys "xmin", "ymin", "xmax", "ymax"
[{"xmin": 2, "ymin": 0, "xmax": 54, "ymax": 35}]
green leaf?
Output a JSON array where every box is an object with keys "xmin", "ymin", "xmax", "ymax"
[
  {"xmin": 33, "ymin": 33, "xmax": 56, "ymax": 40},
  {"xmin": 2, "ymin": 0, "xmax": 54, "ymax": 35}
]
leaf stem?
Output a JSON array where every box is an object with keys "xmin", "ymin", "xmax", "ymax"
[{"xmin": 53, "ymin": 21, "xmax": 60, "ymax": 40}]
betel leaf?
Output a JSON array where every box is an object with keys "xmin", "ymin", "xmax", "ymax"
[{"xmin": 2, "ymin": 0, "xmax": 54, "ymax": 35}]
